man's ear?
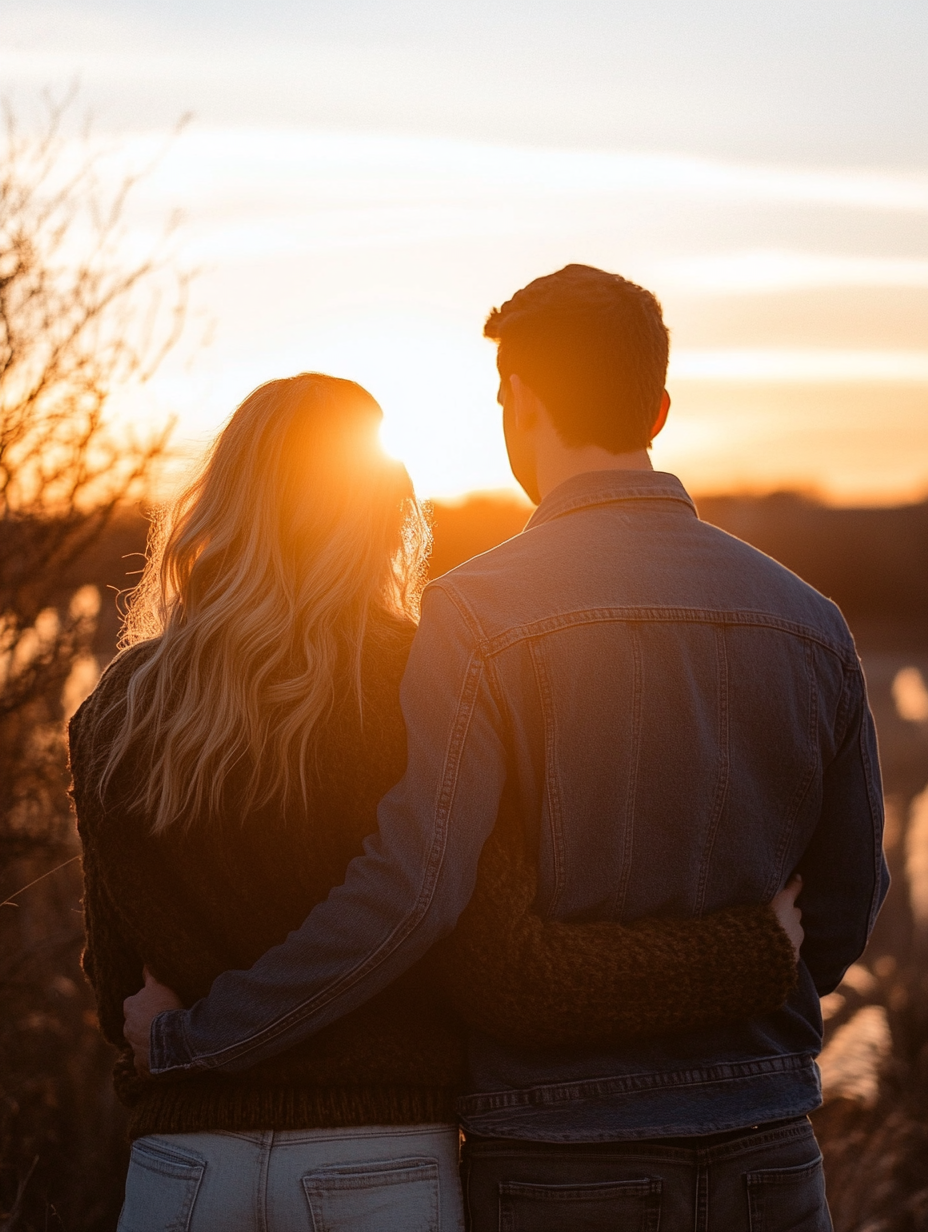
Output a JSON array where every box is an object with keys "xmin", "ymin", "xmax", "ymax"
[
  {"xmin": 650, "ymin": 390, "xmax": 670, "ymax": 440},
  {"xmin": 509, "ymin": 374, "xmax": 542, "ymax": 433}
]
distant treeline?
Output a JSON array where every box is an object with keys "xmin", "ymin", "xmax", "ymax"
[{"xmin": 35, "ymin": 489, "xmax": 928, "ymax": 659}]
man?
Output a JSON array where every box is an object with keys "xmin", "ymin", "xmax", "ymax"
[{"xmin": 127, "ymin": 265, "xmax": 886, "ymax": 1229}]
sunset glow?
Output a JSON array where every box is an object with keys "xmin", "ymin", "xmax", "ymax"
[{"xmin": 4, "ymin": 1, "xmax": 926, "ymax": 504}]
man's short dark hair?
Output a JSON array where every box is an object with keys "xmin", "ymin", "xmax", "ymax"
[{"xmin": 484, "ymin": 264, "xmax": 670, "ymax": 453}]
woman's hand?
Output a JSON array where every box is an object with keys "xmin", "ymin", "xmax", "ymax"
[
  {"xmin": 771, "ymin": 874, "xmax": 804, "ymax": 961},
  {"xmin": 123, "ymin": 966, "xmax": 184, "ymax": 1076}
]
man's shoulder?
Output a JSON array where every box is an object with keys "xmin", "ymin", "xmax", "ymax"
[
  {"xmin": 428, "ymin": 512, "xmax": 856, "ymax": 661},
  {"xmin": 695, "ymin": 521, "xmax": 856, "ymax": 653},
  {"xmin": 425, "ymin": 525, "xmax": 547, "ymax": 637}
]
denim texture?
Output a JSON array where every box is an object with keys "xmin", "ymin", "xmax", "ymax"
[
  {"xmin": 150, "ymin": 470, "xmax": 887, "ymax": 1141},
  {"xmin": 462, "ymin": 1116, "xmax": 831, "ymax": 1231},
  {"xmin": 117, "ymin": 1124, "xmax": 464, "ymax": 1232}
]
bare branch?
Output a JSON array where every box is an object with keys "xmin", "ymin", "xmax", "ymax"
[{"xmin": 0, "ymin": 92, "xmax": 191, "ymax": 854}]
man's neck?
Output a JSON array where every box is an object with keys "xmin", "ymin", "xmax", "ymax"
[{"xmin": 535, "ymin": 446, "xmax": 653, "ymax": 502}]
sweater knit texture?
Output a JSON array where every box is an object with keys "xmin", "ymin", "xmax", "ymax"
[{"xmin": 70, "ymin": 621, "xmax": 798, "ymax": 1140}]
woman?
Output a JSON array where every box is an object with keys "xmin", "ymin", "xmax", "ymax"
[{"xmin": 70, "ymin": 374, "xmax": 801, "ymax": 1232}]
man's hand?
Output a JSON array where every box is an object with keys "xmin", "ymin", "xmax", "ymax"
[
  {"xmin": 124, "ymin": 966, "xmax": 184, "ymax": 1076},
  {"xmin": 771, "ymin": 874, "xmax": 804, "ymax": 961}
]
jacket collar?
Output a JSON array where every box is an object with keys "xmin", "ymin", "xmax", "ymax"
[{"xmin": 526, "ymin": 469, "xmax": 697, "ymax": 531}]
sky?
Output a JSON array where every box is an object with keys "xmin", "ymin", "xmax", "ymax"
[{"xmin": 2, "ymin": 0, "xmax": 927, "ymax": 503}]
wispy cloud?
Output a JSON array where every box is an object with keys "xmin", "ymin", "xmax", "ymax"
[
  {"xmin": 135, "ymin": 129, "xmax": 928, "ymax": 215},
  {"xmin": 15, "ymin": 124, "xmax": 926, "ymax": 500},
  {"xmin": 663, "ymin": 251, "xmax": 928, "ymax": 294},
  {"xmin": 671, "ymin": 349, "xmax": 928, "ymax": 383}
]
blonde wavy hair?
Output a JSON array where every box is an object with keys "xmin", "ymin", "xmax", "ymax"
[{"xmin": 99, "ymin": 373, "xmax": 430, "ymax": 834}]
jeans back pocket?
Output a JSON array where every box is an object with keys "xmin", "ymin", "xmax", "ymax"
[
  {"xmin": 746, "ymin": 1155, "xmax": 832, "ymax": 1232},
  {"xmin": 117, "ymin": 1138, "xmax": 205, "ymax": 1232},
  {"xmin": 498, "ymin": 1177, "xmax": 662, "ymax": 1232},
  {"xmin": 302, "ymin": 1156, "xmax": 440, "ymax": 1232}
]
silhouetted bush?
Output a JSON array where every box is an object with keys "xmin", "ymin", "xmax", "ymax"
[{"xmin": 0, "ymin": 94, "xmax": 183, "ymax": 1231}]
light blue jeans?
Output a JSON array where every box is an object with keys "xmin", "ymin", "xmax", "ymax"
[{"xmin": 118, "ymin": 1123, "xmax": 465, "ymax": 1232}]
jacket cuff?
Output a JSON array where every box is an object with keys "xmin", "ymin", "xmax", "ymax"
[{"xmin": 149, "ymin": 1008, "xmax": 201, "ymax": 1076}]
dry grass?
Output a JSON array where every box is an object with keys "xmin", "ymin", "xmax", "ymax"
[{"xmin": 1, "ymin": 853, "xmax": 128, "ymax": 1232}]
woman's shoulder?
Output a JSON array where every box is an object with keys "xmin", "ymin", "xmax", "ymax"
[
  {"xmin": 69, "ymin": 640, "xmax": 160, "ymax": 753},
  {"xmin": 316, "ymin": 616, "xmax": 414, "ymax": 770},
  {"xmin": 79, "ymin": 639, "xmax": 159, "ymax": 709},
  {"xmin": 359, "ymin": 614, "xmax": 416, "ymax": 685},
  {"xmin": 366, "ymin": 612, "xmax": 417, "ymax": 651}
]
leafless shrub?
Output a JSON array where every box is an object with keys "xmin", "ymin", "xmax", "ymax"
[
  {"xmin": 0, "ymin": 91, "xmax": 186, "ymax": 851},
  {"xmin": 0, "ymin": 92, "xmax": 188, "ymax": 1230}
]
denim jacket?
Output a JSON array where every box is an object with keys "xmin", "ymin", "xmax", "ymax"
[{"xmin": 151, "ymin": 470, "xmax": 888, "ymax": 1141}]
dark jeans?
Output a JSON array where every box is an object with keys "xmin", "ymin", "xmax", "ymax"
[{"xmin": 461, "ymin": 1117, "xmax": 832, "ymax": 1232}]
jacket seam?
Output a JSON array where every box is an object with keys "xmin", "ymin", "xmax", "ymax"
[
  {"xmin": 468, "ymin": 609, "xmax": 856, "ymax": 663},
  {"xmin": 528, "ymin": 642, "xmax": 567, "ymax": 914},
  {"xmin": 835, "ymin": 664, "xmax": 859, "ymax": 751},
  {"xmin": 859, "ymin": 705, "xmax": 887, "ymax": 938},
  {"xmin": 695, "ymin": 627, "xmax": 731, "ymax": 915},
  {"xmin": 769, "ymin": 640, "xmax": 820, "ymax": 899},
  {"xmin": 481, "ymin": 640, "xmax": 513, "ymax": 733},
  {"xmin": 456, "ymin": 1052, "xmax": 818, "ymax": 1112},
  {"xmin": 527, "ymin": 489, "xmax": 697, "ymax": 529},
  {"xmin": 612, "ymin": 625, "xmax": 642, "ymax": 919},
  {"xmin": 460, "ymin": 1120, "xmax": 817, "ymax": 1161},
  {"xmin": 427, "ymin": 579, "xmax": 488, "ymax": 644}
]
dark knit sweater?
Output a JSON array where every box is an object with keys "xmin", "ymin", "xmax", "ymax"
[{"xmin": 70, "ymin": 620, "xmax": 798, "ymax": 1140}]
